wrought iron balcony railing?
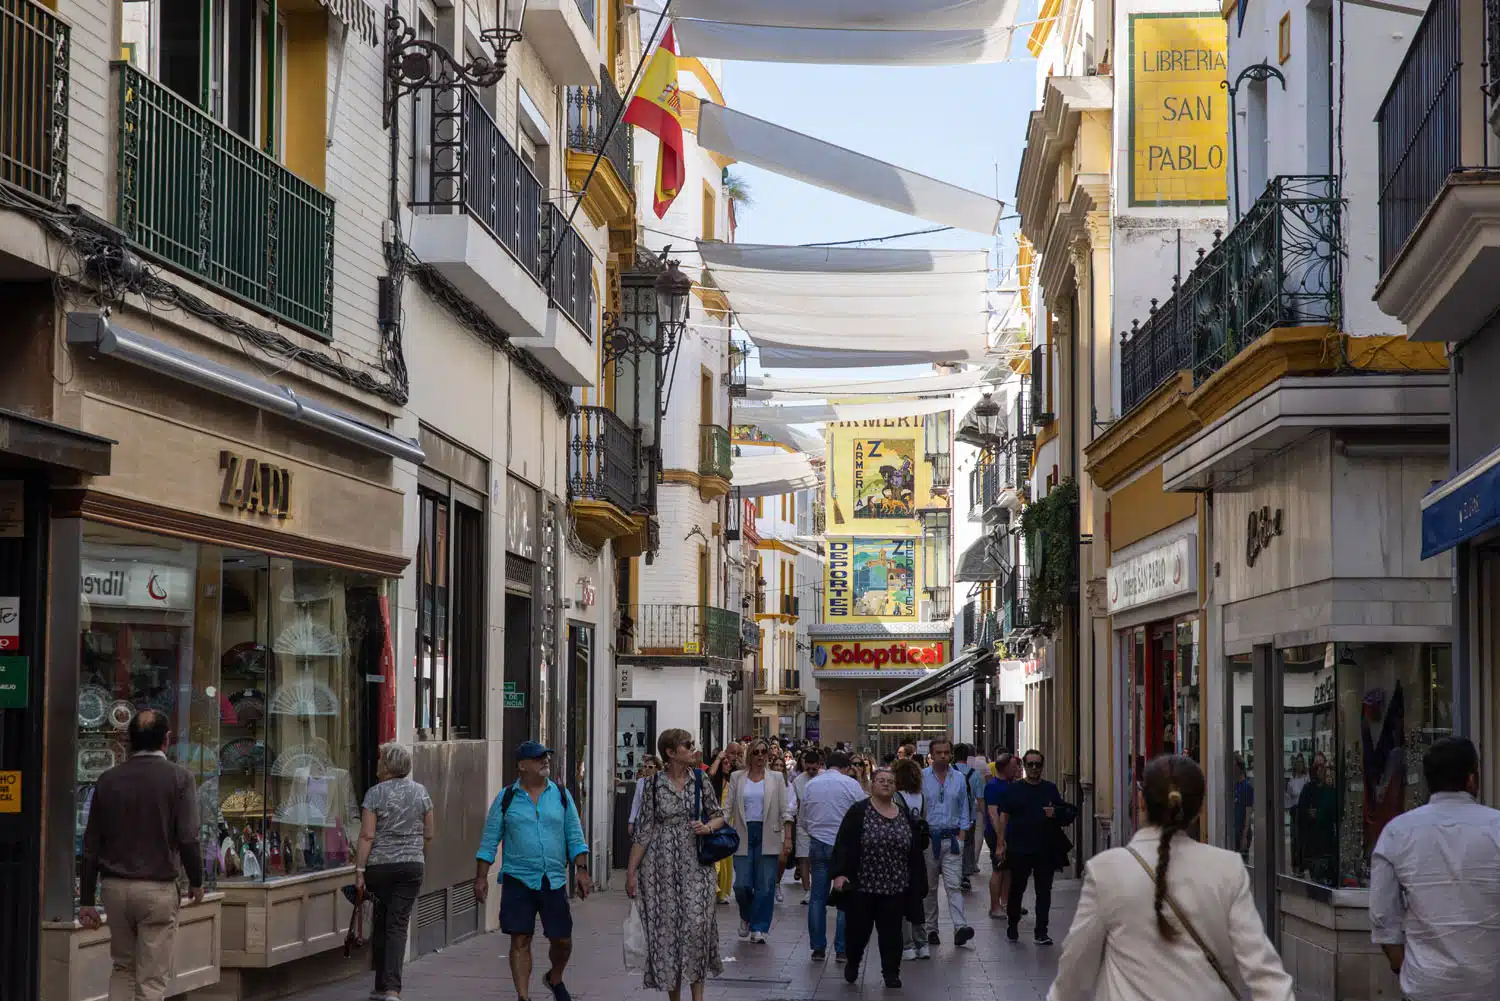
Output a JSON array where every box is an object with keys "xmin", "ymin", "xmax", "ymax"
[
  {"xmin": 568, "ymin": 405, "xmax": 640, "ymax": 512},
  {"xmin": 699, "ymin": 424, "xmax": 732, "ymax": 480},
  {"xmin": 969, "ymin": 458, "xmax": 1001, "ymax": 519},
  {"xmin": 623, "ymin": 603, "xmax": 744, "ymax": 661},
  {"xmin": 963, "ymin": 600, "xmax": 979, "ymax": 646},
  {"xmin": 416, "ymin": 80, "xmax": 595, "ymax": 333},
  {"xmin": 930, "ymin": 452, "xmax": 953, "ymax": 489},
  {"xmin": 1030, "ymin": 343, "xmax": 1052, "ymax": 424},
  {"xmin": 1119, "ymin": 175, "xmax": 1341, "ymax": 415},
  {"xmin": 727, "ymin": 340, "xmax": 749, "ymax": 397},
  {"xmin": 1012, "ymin": 378, "xmax": 1034, "ymax": 443},
  {"xmin": 927, "ymin": 586, "xmax": 953, "ymax": 620},
  {"xmin": 725, "ymin": 485, "xmax": 742, "ymax": 540},
  {"xmin": 1375, "ymin": 0, "xmax": 1464, "ymax": 273},
  {"xmin": 115, "ymin": 63, "xmax": 335, "ymax": 337},
  {"xmin": 1004, "ymin": 566, "xmax": 1032, "ymax": 632},
  {"xmin": 566, "ymin": 73, "xmax": 629, "ymax": 187},
  {"xmin": 2, "ymin": 0, "xmax": 68, "ymax": 202}
]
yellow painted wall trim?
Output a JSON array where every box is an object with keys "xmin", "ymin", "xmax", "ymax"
[
  {"xmin": 708, "ymin": 150, "xmax": 737, "ymax": 169},
  {"xmin": 1343, "ymin": 334, "xmax": 1447, "ymax": 372},
  {"xmin": 1034, "ymin": 418, "xmax": 1060, "ymax": 453},
  {"xmin": 680, "ymin": 91, "xmax": 702, "ymax": 132},
  {"xmin": 570, "ymin": 498, "xmax": 636, "ymax": 548},
  {"xmin": 679, "ymin": 57, "xmax": 726, "ymax": 105},
  {"xmin": 755, "ymin": 539, "xmax": 803, "ymax": 557},
  {"xmin": 1029, "ymin": 0, "xmax": 1064, "ymax": 55},
  {"xmin": 564, "ymin": 150, "xmax": 634, "ymax": 227},
  {"xmin": 1221, "ymin": 0, "xmax": 1238, "ymax": 18},
  {"xmin": 283, "ymin": 13, "xmax": 327, "ymax": 189},
  {"xmin": 1187, "ymin": 325, "xmax": 1336, "ymax": 428},
  {"xmin": 662, "ymin": 469, "xmax": 702, "ymax": 488},
  {"xmin": 1011, "ymin": 350, "xmax": 1032, "ymax": 375},
  {"xmin": 1084, "ymin": 371, "xmax": 1197, "ymax": 491},
  {"xmin": 1107, "ymin": 465, "xmax": 1198, "ymax": 553},
  {"xmin": 699, "ymin": 474, "xmax": 731, "ymax": 502}
]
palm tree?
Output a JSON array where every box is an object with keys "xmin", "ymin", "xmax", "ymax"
[{"xmin": 721, "ymin": 169, "xmax": 753, "ymax": 207}]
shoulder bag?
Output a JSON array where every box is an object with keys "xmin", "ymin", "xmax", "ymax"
[
  {"xmin": 694, "ymin": 770, "xmax": 739, "ymax": 865},
  {"xmin": 1126, "ymin": 847, "xmax": 1243, "ymax": 1001},
  {"xmin": 342, "ymin": 886, "xmax": 367, "ymax": 957}
]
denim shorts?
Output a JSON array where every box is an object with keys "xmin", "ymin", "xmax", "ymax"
[{"xmin": 499, "ymin": 874, "xmax": 573, "ymax": 939}]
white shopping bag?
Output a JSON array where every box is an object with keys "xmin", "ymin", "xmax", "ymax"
[{"xmin": 623, "ymin": 900, "xmax": 647, "ymax": 970}]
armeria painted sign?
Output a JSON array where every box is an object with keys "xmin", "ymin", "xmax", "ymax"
[
  {"xmin": 1106, "ymin": 536, "xmax": 1197, "ymax": 613},
  {"xmin": 812, "ymin": 639, "xmax": 948, "ymax": 669}
]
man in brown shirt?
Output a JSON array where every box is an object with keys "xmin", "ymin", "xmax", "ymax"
[{"xmin": 80, "ymin": 710, "xmax": 204, "ymax": 1001}]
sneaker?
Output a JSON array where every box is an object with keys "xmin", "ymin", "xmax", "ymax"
[
  {"xmin": 927, "ymin": 930, "xmax": 940, "ymax": 945},
  {"xmin": 750, "ymin": 931, "xmax": 766, "ymax": 944},
  {"xmin": 543, "ymin": 974, "xmax": 573, "ymax": 1001},
  {"xmin": 835, "ymin": 952, "xmax": 847, "ymax": 964},
  {"xmin": 961, "ymin": 877, "xmax": 972, "ymax": 890},
  {"xmin": 884, "ymin": 977, "xmax": 902, "ymax": 988},
  {"xmin": 901, "ymin": 948, "xmax": 917, "ymax": 961},
  {"xmin": 776, "ymin": 886, "xmax": 785, "ymax": 903},
  {"xmin": 738, "ymin": 920, "xmax": 750, "ymax": 940},
  {"xmin": 801, "ymin": 897, "xmax": 809, "ymax": 905},
  {"xmin": 1035, "ymin": 933, "xmax": 1054, "ymax": 946},
  {"xmin": 1006, "ymin": 926, "xmax": 1020, "ymax": 942},
  {"xmin": 914, "ymin": 945, "xmax": 930, "ymax": 960},
  {"xmin": 811, "ymin": 949, "xmax": 827, "ymax": 961},
  {"xmin": 954, "ymin": 926, "xmax": 975, "ymax": 947}
]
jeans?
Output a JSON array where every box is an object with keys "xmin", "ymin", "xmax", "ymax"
[
  {"xmin": 924, "ymin": 840, "xmax": 968, "ymax": 931},
  {"xmin": 365, "ymin": 862, "xmax": 424, "ymax": 994},
  {"xmin": 1007, "ymin": 851, "xmax": 1054, "ymax": 938},
  {"xmin": 807, "ymin": 838, "xmax": 846, "ymax": 953},
  {"xmin": 844, "ymin": 892, "xmax": 905, "ymax": 981},
  {"xmin": 733, "ymin": 822, "xmax": 778, "ymax": 933},
  {"xmin": 101, "ymin": 878, "xmax": 180, "ymax": 1001}
]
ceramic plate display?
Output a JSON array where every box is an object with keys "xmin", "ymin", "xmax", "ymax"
[
  {"xmin": 77, "ymin": 738, "xmax": 123, "ymax": 781},
  {"xmin": 272, "ymin": 618, "xmax": 341, "ymax": 658},
  {"xmin": 108, "ymin": 700, "xmax": 135, "ymax": 730},
  {"xmin": 269, "ymin": 680, "xmax": 339, "ymax": 717},
  {"xmin": 77, "ymin": 686, "xmax": 111, "ymax": 729}
]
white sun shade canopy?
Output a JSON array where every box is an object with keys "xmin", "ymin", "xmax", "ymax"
[
  {"xmin": 698, "ymin": 242, "xmax": 992, "ymax": 368},
  {"xmin": 747, "ymin": 370, "xmax": 992, "ymax": 399},
  {"xmin": 670, "ymin": 0, "xmax": 1013, "ymax": 30},
  {"xmin": 674, "ymin": 18, "xmax": 1016, "ymax": 65},
  {"xmin": 735, "ymin": 402, "xmax": 840, "ymax": 424},
  {"xmin": 697, "ymin": 104, "xmax": 1005, "ymax": 235},
  {"xmin": 732, "ymin": 451, "xmax": 820, "ymax": 497}
]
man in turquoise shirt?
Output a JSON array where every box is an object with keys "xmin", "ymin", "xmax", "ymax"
[{"xmin": 475, "ymin": 741, "xmax": 591, "ymax": 1001}]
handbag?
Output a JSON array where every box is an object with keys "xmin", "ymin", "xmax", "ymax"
[
  {"xmin": 342, "ymin": 886, "xmax": 367, "ymax": 957},
  {"xmin": 694, "ymin": 771, "xmax": 739, "ymax": 865},
  {"xmin": 1126, "ymin": 848, "xmax": 1243, "ymax": 1001}
]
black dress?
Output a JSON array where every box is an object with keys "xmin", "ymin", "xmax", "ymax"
[{"xmin": 830, "ymin": 799, "xmax": 929, "ymax": 982}]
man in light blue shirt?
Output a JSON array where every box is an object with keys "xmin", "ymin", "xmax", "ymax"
[
  {"xmin": 475, "ymin": 741, "xmax": 591, "ymax": 1001},
  {"xmin": 921, "ymin": 738, "xmax": 974, "ymax": 946}
]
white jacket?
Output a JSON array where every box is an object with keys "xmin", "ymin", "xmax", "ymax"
[{"xmin": 1047, "ymin": 828, "xmax": 1293, "ymax": 1001}]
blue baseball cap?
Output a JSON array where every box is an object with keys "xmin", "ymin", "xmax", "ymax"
[{"xmin": 516, "ymin": 740, "xmax": 552, "ymax": 761}]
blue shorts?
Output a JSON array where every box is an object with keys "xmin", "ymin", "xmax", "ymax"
[{"xmin": 499, "ymin": 874, "xmax": 573, "ymax": 940}]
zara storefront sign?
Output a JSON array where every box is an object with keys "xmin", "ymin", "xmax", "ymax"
[{"xmin": 1106, "ymin": 536, "xmax": 1196, "ymax": 614}]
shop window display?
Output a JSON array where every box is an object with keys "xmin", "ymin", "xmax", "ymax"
[
  {"xmin": 75, "ymin": 524, "xmax": 394, "ymax": 903},
  {"xmin": 1227, "ymin": 652, "xmax": 1254, "ymax": 859},
  {"xmin": 1280, "ymin": 642, "xmax": 1453, "ymax": 888}
]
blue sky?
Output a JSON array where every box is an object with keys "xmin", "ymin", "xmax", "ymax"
[{"xmin": 714, "ymin": 54, "xmax": 1038, "ymax": 382}]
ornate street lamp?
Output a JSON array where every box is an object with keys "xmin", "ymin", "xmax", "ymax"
[
  {"xmin": 973, "ymin": 392, "xmax": 1002, "ymax": 441},
  {"xmin": 655, "ymin": 257, "xmax": 693, "ymax": 354},
  {"xmin": 384, "ymin": 0, "xmax": 528, "ymax": 127}
]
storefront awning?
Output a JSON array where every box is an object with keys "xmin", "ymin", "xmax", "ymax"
[
  {"xmin": 955, "ymin": 536, "xmax": 1005, "ymax": 582},
  {"xmin": 870, "ymin": 648, "xmax": 986, "ymax": 708},
  {"xmin": 1422, "ymin": 441, "xmax": 1500, "ymax": 557}
]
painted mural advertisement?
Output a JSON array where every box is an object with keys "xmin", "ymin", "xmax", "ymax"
[
  {"xmin": 826, "ymin": 538, "xmax": 919, "ymax": 622},
  {"xmin": 1128, "ymin": 13, "xmax": 1228, "ymax": 206},
  {"xmin": 825, "ymin": 419, "xmax": 935, "ymax": 537}
]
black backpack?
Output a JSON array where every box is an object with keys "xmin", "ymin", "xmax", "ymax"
[{"xmin": 500, "ymin": 781, "xmax": 571, "ymax": 817}]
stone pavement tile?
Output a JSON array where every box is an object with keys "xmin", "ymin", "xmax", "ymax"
[{"xmin": 281, "ymin": 875, "xmax": 1078, "ymax": 1001}]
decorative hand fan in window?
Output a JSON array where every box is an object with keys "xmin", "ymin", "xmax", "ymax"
[
  {"xmin": 219, "ymin": 737, "xmax": 270, "ymax": 773},
  {"xmin": 272, "ymin": 618, "xmax": 342, "ymax": 658},
  {"xmin": 269, "ymin": 680, "xmax": 340, "ymax": 717},
  {"xmin": 270, "ymin": 744, "xmax": 336, "ymax": 777},
  {"xmin": 273, "ymin": 798, "xmax": 335, "ymax": 828},
  {"xmin": 280, "ymin": 580, "xmax": 337, "ymax": 604}
]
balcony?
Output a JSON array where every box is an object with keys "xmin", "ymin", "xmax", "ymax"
[
  {"xmin": 1004, "ymin": 566, "xmax": 1032, "ymax": 632},
  {"xmin": 620, "ymin": 603, "xmax": 745, "ymax": 662},
  {"xmin": 781, "ymin": 670, "xmax": 802, "ymax": 692},
  {"xmin": 407, "ymin": 83, "xmax": 597, "ymax": 385},
  {"xmin": 968, "ymin": 458, "xmax": 1001, "ymax": 520},
  {"xmin": 1012, "ymin": 378, "xmax": 1034, "ymax": 444},
  {"xmin": 1119, "ymin": 176, "xmax": 1342, "ymax": 414},
  {"xmin": 727, "ymin": 341, "xmax": 749, "ymax": 397},
  {"xmin": 1031, "ymin": 344, "xmax": 1053, "ymax": 425},
  {"xmin": 698, "ymin": 423, "xmax": 732, "ymax": 499},
  {"xmin": 114, "ymin": 64, "xmax": 334, "ymax": 338},
  {"xmin": 1374, "ymin": 0, "xmax": 1500, "ymax": 341},
  {"xmin": 725, "ymin": 485, "xmax": 742, "ymax": 540},
  {"xmin": 780, "ymin": 594, "xmax": 800, "ymax": 618},
  {"xmin": 565, "ymin": 74, "xmax": 633, "ymax": 227},
  {"xmin": 568, "ymin": 406, "xmax": 641, "ymax": 547},
  {"xmin": 2, "ymin": 0, "xmax": 68, "ymax": 203},
  {"xmin": 524, "ymin": 0, "xmax": 601, "ymax": 86}
]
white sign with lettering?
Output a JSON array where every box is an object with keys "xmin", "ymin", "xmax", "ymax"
[
  {"xmin": 80, "ymin": 561, "xmax": 195, "ymax": 611},
  {"xmin": 1106, "ymin": 536, "xmax": 1197, "ymax": 614}
]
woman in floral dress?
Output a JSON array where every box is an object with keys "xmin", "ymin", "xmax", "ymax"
[{"xmin": 627, "ymin": 728, "xmax": 727, "ymax": 1001}]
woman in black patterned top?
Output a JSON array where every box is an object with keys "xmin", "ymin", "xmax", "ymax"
[{"xmin": 830, "ymin": 768, "xmax": 929, "ymax": 988}]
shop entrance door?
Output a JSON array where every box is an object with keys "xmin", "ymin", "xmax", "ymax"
[
  {"xmin": 502, "ymin": 593, "xmax": 532, "ymax": 786},
  {"xmin": 566, "ymin": 625, "xmax": 592, "ymax": 848}
]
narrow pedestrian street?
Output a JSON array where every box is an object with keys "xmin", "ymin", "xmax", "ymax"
[{"xmin": 284, "ymin": 880, "xmax": 1079, "ymax": 1001}]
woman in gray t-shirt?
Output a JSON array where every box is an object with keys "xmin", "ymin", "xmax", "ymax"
[{"xmin": 355, "ymin": 742, "xmax": 434, "ymax": 1000}]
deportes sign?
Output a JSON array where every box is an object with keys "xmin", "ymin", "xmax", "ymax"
[{"xmin": 811, "ymin": 639, "xmax": 949, "ymax": 670}]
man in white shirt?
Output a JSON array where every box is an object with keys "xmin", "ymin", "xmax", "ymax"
[
  {"xmin": 800, "ymin": 751, "xmax": 866, "ymax": 962},
  {"xmin": 792, "ymin": 748, "xmax": 824, "ymax": 899},
  {"xmin": 1370, "ymin": 736, "xmax": 1500, "ymax": 1001}
]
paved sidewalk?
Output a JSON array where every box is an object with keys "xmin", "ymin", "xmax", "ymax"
[{"xmin": 287, "ymin": 875, "xmax": 1078, "ymax": 1001}]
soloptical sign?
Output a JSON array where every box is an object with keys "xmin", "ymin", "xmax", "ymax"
[
  {"xmin": 812, "ymin": 639, "xmax": 949, "ymax": 670},
  {"xmin": 1128, "ymin": 13, "xmax": 1228, "ymax": 206}
]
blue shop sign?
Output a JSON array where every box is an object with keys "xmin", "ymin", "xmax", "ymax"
[{"xmin": 1422, "ymin": 453, "xmax": 1500, "ymax": 558}]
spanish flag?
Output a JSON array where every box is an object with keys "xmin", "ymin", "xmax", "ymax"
[{"xmin": 625, "ymin": 25, "xmax": 685, "ymax": 218}]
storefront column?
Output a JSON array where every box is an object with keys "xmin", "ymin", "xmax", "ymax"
[
  {"xmin": 42, "ymin": 514, "xmax": 82, "ymax": 922},
  {"xmin": 1250, "ymin": 642, "xmax": 1279, "ymax": 938}
]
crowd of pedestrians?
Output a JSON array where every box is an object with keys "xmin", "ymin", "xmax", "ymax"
[{"xmin": 83, "ymin": 710, "xmax": 1500, "ymax": 1001}]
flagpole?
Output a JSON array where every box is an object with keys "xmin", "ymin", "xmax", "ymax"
[{"xmin": 541, "ymin": 0, "xmax": 675, "ymax": 283}]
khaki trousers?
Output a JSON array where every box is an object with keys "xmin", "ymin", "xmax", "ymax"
[{"xmin": 100, "ymin": 879, "xmax": 180, "ymax": 1001}]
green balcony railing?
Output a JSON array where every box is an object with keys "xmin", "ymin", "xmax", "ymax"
[
  {"xmin": 698, "ymin": 423, "xmax": 731, "ymax": 481},
  {"xmin": 114, "ymin": 63, "xmax": 335, "ymax": 338},
  {"xmin": 2, "ymin": 0, "xmax": 69, "ymax": 202}
]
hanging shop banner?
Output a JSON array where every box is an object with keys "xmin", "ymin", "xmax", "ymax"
[
  {"xmin": 812, "ymin": 638, "xmax": 949, "ymax": 670},
  {"xmin": 825, "ymin": 538, "xmax": 920, "ymax": 621},
  {"xmin": 825, "ymin": 419, "xmax": 941, "ymax": 537},
  {"xmin": 1128, "ymin": 13, "xmax": 1228, "ymax": 206}
]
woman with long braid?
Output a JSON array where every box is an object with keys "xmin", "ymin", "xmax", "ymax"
[{"xmin": 1046, "ymin": 755, "xmax": 1293, "ymax": 1001}]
